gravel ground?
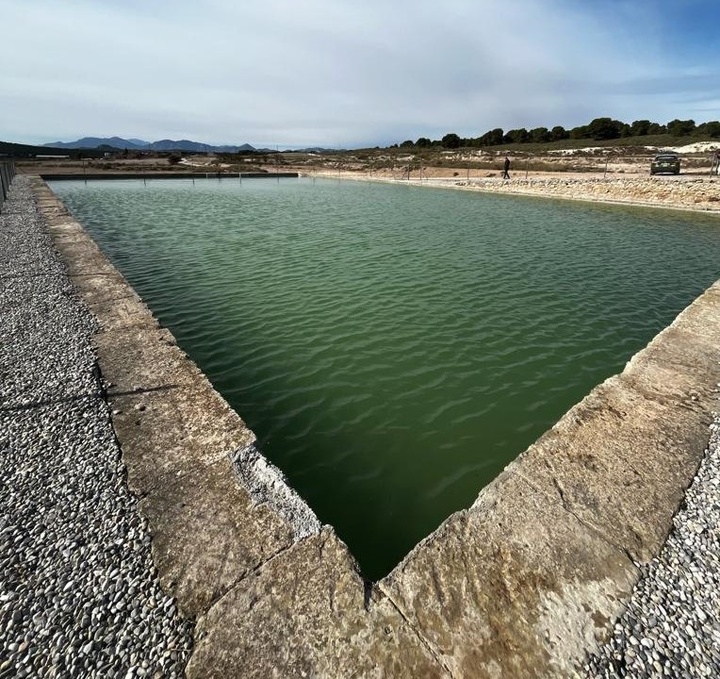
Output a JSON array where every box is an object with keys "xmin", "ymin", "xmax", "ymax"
[{"xmin": 0, "ymin": 177, "xmax": 193, "ymax": 677}]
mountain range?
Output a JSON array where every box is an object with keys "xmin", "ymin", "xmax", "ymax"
[{"xmin": 43, "ymin": 137, "xmax": 260, "ymax": 153}]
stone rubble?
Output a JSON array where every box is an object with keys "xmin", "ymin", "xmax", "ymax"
[
  {"xmin": 460, "ymin": 177, "xmax": 720, "ymax": 213},
  {"xmin": 0, "ymin": 176, "xmax": 193, "ymax": 677},
  {"xmin": 339, "ymin": 171, "xmax": 720, "ymax": 213}
]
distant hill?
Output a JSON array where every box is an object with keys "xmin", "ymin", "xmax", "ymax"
[
  {"xmin": 44, "ymin": 137, "xmax": 258, "ymax": 153},
  {"xmin": 0, "ymin": 139, "xmax": 106, "ymax": 158},
  {"xmin": 292, "ymin": 147, "xmax": 345, "ymax": 154}
]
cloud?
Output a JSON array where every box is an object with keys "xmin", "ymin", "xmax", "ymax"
[{"xmin": 1, "ymin": 0, "xmax": 718, "ymax": 147}]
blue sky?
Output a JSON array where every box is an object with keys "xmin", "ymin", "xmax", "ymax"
[{"xmin": 1, "ymin": 0, "xmax": 718, "ymax": 149}]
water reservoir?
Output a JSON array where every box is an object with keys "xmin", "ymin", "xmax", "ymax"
[{"xmin": 51, "ymin": 177, "xmax": 720, "ymax": 579}]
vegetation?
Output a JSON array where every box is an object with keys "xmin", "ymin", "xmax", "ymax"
[{"xmin": 397, "ymin": 117, "xmax": 720, "ymax": 150}]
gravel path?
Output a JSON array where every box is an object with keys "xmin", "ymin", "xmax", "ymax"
[{"xmin": 0, "ymin": 177, "xmax": 193, "ymax": 677}]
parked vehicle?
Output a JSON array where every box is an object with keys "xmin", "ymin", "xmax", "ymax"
[{"xmin": 650, "ymin": 152, "xmax": 680, "ymax": 175}]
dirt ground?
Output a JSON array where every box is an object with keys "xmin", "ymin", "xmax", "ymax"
[{"xmin": 16, "ymin": 144, "xmax": 719, "ymax": 180}]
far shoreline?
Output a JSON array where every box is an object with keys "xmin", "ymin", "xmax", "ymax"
[
  {"xmin": 25, "ymin": 158, "xmax": 720, "ymax": 217},
  {"xmin": 301, "ymin": 169, "xmax": 720, "ymax": 217}
]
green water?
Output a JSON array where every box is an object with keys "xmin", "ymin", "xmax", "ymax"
[{"xmin": 52, "ymin": 178, "xmax": 720, "ymax": 580}]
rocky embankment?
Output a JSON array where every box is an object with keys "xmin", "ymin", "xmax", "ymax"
[{"xmin": 455, "ymin": 176, "xmax": 720, "ymax": 213}]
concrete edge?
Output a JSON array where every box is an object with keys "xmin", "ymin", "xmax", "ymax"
[
  {"xmin": 31, "ymin": 174, "xmax": 720, "ymax": 677},
  {"xmin": 29, "ymin": 177, "xmax": 326, "ymax": 614}
]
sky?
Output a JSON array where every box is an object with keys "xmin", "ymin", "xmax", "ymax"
[{"xmin": 2, "ymin": 0, "xmax": 719, "ymax": 149}]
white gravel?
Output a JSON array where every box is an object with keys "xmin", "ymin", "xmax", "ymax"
[{"xmin": 0, "ymin": 177, "xmax": 193, "ymax": 677}]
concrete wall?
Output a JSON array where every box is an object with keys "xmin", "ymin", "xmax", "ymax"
[{"xmin": 33, "ymin": 177, "xmax": 720, "ymax": 677}]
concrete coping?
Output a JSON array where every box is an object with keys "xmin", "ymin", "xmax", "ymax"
[{"xmin": 32, "ymin": 176, "xmax": 720, "ymax": 677}]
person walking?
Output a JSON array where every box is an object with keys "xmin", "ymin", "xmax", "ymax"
[{"xmin": 502, "ymin": 156, "xmax": 511, "ymax": 180}]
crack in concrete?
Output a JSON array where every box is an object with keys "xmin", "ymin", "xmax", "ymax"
[
  {"xmin": 517, "ymin": 468, "xmax": 642, "ymax": 575},
  {"xmin": 376, "ymin": 582, "xmax": 455, "ymax": 679},
  {"xmin": 198, "ymin": 537, "xmax": 301, "ymax": 620}
]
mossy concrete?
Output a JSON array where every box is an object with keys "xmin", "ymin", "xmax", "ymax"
[{"xmin": 32, "ymin": 176, "xmax": 720, "ymax": 677}]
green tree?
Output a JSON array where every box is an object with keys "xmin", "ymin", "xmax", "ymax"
[
  {"xmin": 441, "ymin": 133, "xmax": 462, "ymax": 149},
  {"xmin": 587, "ymin": 117, "xmax": 623, "ymax": 140},
  {"xmin": 629, "ymin": 120, "xmax": 653, "ymax": 136},
  {"xmin": 666, "ymin": 119, "xmax": 696, "ymax": 136},
  {"xmin": 399, "ymin": 140, "xmax": 414, "ymax": 148},
  {"xmin": 529, "ymin": 127, "xmax": 551, "ymax": 143},
  {"xmin": 478, "ymin": 128, "xmax": 504, "ymax": 146},
  {"xmin": 416, "ymin": 137, "xmax": 432, "ymax": 147},
  {"xmin": 549, "ymin": 126, "xmax": 568, "ymax": 141},
  {"xmin": 697, "ymin": 121, "xmax": 720, "ymax": 138},
  {"xmin": 504, "ymin": 128, "xmax": 529, "ymax": 143}
]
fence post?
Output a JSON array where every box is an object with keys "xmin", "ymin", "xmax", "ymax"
[{"xmin": 0, "ymin": 160, "xmax": 17, "ymax": 207}]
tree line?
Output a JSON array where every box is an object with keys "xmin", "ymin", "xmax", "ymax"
[{"xmin": 397, "ymin": 118, "xmax": 720, "ymax": 149}]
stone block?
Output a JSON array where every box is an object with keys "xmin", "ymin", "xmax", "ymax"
[
  {"xmin": 512, "ymin": 375, "xmax": 710, "ymax": 563},
  {"xmin": 77, "ymin": 272, "xmax": 157, "ymax": 332},
  {"xmin": 188, "ymin": 528, "xmax": 444, "ymax": 679},
  {"xmin": 383, "ymin": 471, "xmax": 637, "ymax": 678},
  {"xmin": 94, "ymin": 326, "xmax": 203, "ymax": 394},
  {"xmin": 140, "ymin": 456, "xmax": 295, "ymax": 618},
  {"xmin": 621, "ymin": 325, "xmax": 720, "ymax": 413}
]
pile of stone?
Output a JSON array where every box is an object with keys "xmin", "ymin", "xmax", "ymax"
[{"xmin": 465, "ymin": 177, "xmax": 720, "ymax": 213}]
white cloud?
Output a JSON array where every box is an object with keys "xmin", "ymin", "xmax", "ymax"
[{"xmin": 1, "ymin": 0, "xmax": 718, "ymax": 147}]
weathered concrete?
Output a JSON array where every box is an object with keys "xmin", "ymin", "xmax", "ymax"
[
  {"xmin": 32, "ymin": 176, "xmax": 720, "ymax": 677},
  {"xmin": 381, "ymin": 471, "xmax": 638, "ymax": 678},
  {"xmin": 188, "ymin": 528, "xmax": 444, "ymax": 679}
]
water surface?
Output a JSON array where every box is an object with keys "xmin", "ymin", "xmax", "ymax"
[{"xmin": 52, "ymin": 177, "xmax": 720, "ymax": 579}]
